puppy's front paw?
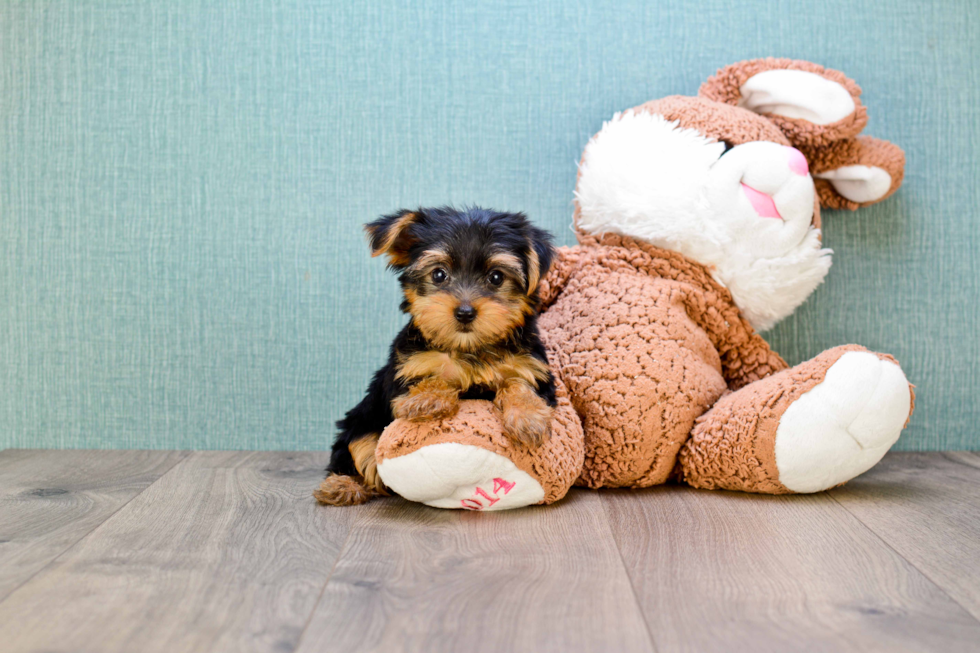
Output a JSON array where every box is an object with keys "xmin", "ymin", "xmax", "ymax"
[
  {"xmin": 495, "ymin": 383, "xmax": 553, "ymax": 448},
  {"xmin": 391, "ymin": 378, "xmax": 460, "ymax": 422},
  {"xmin": 392, "ymin": 392, "xmax": 459, "ymax": 421},
  {"xmin": 501, "ymin": 405, "xmax": 552, "ymax": 447}
]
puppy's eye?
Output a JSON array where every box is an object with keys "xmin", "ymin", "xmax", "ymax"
[
  {"xmin": 487, "ymin": 270, "xmax": 504, "ymax": 287},
  {"xmin": 431, "ymin": 268, "xmax": 447, "ymax": 284}
]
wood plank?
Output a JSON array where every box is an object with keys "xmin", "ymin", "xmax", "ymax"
[
  {"xmin": 296, "ymin": 489, "xmax": 654, "ymax": 653},
  {"xmin": 829, "ymin": 451, "xmax": 980, "ymax": 621},
  {"xmin": 0, "ymin": 451, "xmax": 357, "ymax": 653},
  {"xmin": 0, "ymin": 449, "xmax": 186, "ymax": 600},
  {"xmin": 603, "ymin": 483, "xmax": 980, "ymax": 653}
]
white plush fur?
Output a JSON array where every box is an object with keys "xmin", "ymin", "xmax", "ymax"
[
  {"xmin": 576, "ymin": 110, "xmax": 832, "ymax": 332},
  {"xmin": 738, "ymin": 69, "xmax": 856, "ymax": 125},
  {"xmin": 815, "ymin": 165, "xmax": 893, "ymax": 203},
  {"xmin": 774, "ymin": 352, "xmax": 911, "ymax": 493},
  {"xmin": 377, "ymin": 442, "xmax": 544, "ymax": 510}
]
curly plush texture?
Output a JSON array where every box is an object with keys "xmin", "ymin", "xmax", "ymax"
[
  {"xmin": 634, "ymin": 95, "xmax": 791, "ymax": 147},
  {"xmin": 802, "ymin": 136, "xmax": 907, "ymax": 209},
  {"xmin": 376, "ymin": 377, "xmax": 584, "ymax": 504},
  {"xmin": 539, "ymin": 240, "xmax": 788, "ymax": 488},
  {"xmin": 569, "ymin": 95, "xmax": 810, "ymax": 229},
  {"xmin": 374, "ymin": 58, "xmax": 911, "ymax": 509},
  {"xmin": 377, "ymin": 236, "xmax": 913, "ymax": 504},
  {"xmin": 613, "ymin": 95, "xmax": 822, "ymax": 229},
  {"xmin": 680, "ymin": 345, "xmax": 915, "ymax": 492},
  {"xmin": 699, "ymin": 57, "xmax": 868, "ymax": 147},
  {"xmin": 679, "ymin": 344, "xmax": 862, "ymax": 492},
  {"xmin": 377, "ymin": 240, "xmax": 792, "ymax": 500}
]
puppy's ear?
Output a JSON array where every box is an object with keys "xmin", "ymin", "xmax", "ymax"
[
  {"xmin": 364, "ymin": 209, "xmax": 421, "ymax": 268},
  {"xmin": 524, "ymin": 225, "xmax": 555, "ymax": 295}
]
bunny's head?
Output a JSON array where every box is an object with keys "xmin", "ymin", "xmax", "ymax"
[{"xmin": 574, "ymin": 58, "xmax": 905, "ymax": 331}]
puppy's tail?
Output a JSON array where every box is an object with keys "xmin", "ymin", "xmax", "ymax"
[
  {"xmin": 314, "ymin": 474, "xmax": 376, "ymax": 506},
  {"xmin": 314, "ymin": 434, "xmax": 388, "ymax": 506}
]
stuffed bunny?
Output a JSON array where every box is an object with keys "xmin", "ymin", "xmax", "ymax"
[{"xmin": 372, "ymin": 58, "xmax": 913, "ymax": 510}]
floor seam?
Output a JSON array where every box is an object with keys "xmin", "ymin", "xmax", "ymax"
[
  {"xmin": 598, "ymin": 492, "xmax": 660, "ymax": 653},
  {"xmin": 292, "ymin": 506, "xmax": 361, "ymax": 652},
  {"xmin": 827, "ymin": 490, "xmax": 980, "ymax": 625},
  {"xmin": 0, "ymin": 450, "xmax": 191, "ymax": 606}
]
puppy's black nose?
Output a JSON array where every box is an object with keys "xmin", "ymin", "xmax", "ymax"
[{"xmin": 454, "ymin": 304, "xmax": 477, "ymax": 324}]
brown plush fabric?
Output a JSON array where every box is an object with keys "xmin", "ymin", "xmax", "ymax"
[
  {"xmin": 375, "ymin": 374, "xmax": 584, "ymax": 504},
  {"xmin": 538, "ymin": 240, "xmax": 787, "ymax": 489},
  {"xmin": 679, "ymin": 345, "xmax": 915, "ymax": 492},
  {"xmin": 696, "ymin": 59, "xmax": 904, "ymax": 212},
  {"xmin": 376, "ymin": 240, "xmax": 912, "ymax": 501},
  {"xmin": 634, "ymin": 95, "xmax": 791, "ymax": 147},
  {"xmin": 677, "ymin": 344, "xmax": 866, "ymax": 493},
  {"xmin": 699, "ymin": 57, "xmax": 868, "ymax": 147},
  {"xmin": 375, "ymin": 58, "xmax": 910, "ymax": 506},
  {"xmin": 376, "ymin": 238, "xmax": 791, "ymax": 497},
  {"xmin": 802, "ymin": 136, "xmax": 907, "ymax": 210},
  {"xmin": 573, "ymin": 96, "xmax": 827, "ymax": 230}
]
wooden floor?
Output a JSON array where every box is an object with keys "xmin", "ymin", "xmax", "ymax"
[{"xmin": 1, "ymin": 451, "xmax": 979, "ymax": 653}]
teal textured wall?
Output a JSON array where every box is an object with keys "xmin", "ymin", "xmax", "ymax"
[{"xmin": 1, "ymin": 0, "xmax": 978, "ymax": 451}]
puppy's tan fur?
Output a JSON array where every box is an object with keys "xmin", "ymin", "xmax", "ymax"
[
  {"xmin": 495, "ymin": 380, "xmax": 554, "ymax": 447},
  {"xmin": 314, "ymin": 434, "xmax": 387, "ymax": 506},
  {"xmin": 314, "ymin": 473, "xmax": 374, "ymax": 506},
  {"xmin": 395, "ymin": 348, "xmax": 550, "ymax": 391},
  {"xmin": 391, "ymin": 376, "xmax": 460, "ymax": 422},
  {"xmin": 349, "ymin": 434, "xmax": 388, "ymax": 495},
  {"xmin": 404, "ymin": 288, "xmax": 534, "ymax": 352},
  {"xmin": 322, "ymin": 208, "xmax": 556, "ymax": 507}
]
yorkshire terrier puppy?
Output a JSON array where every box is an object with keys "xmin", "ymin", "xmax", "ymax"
[{"xmin": 314, "ymin": 207, "xmax": 557, "ymax": 506}]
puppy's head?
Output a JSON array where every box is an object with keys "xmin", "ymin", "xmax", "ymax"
[{"xmin": 366, "ymin": 207, "xmax": 555, "ymax": 351}]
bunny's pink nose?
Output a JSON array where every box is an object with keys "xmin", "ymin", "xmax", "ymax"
[{"xmin": 787, "ymin": 147, "xmax": 809, "ymax": 176}]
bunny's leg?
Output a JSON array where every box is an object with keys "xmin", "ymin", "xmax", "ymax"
[
  {"xmin": 678, "ymin": 345, "xmax": 913, "ymax": 494},
  {"xmin": 375, "ymin": 374, "xmax": 584, "ymax": 511}
]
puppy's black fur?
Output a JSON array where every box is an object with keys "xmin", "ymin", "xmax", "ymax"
[{"xmin": 316, "ymin": 207, "xmax": 556, "ymax": 505}]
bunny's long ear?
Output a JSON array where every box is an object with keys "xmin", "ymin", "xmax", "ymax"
[
  {"xmin": 699, "ymin": 58, "xmax": 867, "ymax": 147},
  {"xmin": 801, "ymin": 136, "xmax": 906, "ymax": 210}
]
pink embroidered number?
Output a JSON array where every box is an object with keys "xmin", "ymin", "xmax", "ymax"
[
  {"xmin": 473, "ymin": 487, "xmax": 499, "ymax": 506},
  {"xmin": 493, "ymin": 477, "xmax": 516, "ymax": 495},
  {"xmin": 460, "ymin": 477, "xmax": 516, "ymax": 510}
]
